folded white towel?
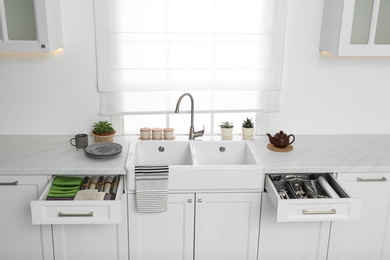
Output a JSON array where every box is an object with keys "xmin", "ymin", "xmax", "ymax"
[
  {"xmin": 73, "ymin": 190, "xmax": 107, "ymax": 200},
  {"xmin": 96, "ymin": 191, "xmax": 107, "ymax": 200},
  {"xmin": 135, "ymin": 166, "xmax": 169, "ymax": 213},
  {"xmin": 74, "ymin": 189, "xmax": 98, "ymax": 200}
]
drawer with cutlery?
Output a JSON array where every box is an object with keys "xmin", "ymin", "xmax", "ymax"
[
  {"xmin": 265, "ymin": 173, "xmax": 361, "ymax": 222},
  {"xmin": 31, "ymin": 175, "xmax": 124, "ymax": 225}
]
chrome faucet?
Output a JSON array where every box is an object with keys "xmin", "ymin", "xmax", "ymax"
[{"xmin": 175, "ymin": 93, "xmax": 204, "ymax": 140}]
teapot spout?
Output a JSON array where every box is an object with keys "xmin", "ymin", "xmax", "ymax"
[{"xmin": 266, "ymin": 133, "xmax": 273, "ymax": 144}]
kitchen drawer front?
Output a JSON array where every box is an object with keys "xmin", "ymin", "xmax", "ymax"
[
  {"xmin": 31, "ymin": 176, "xmax": 123, "ymax": 225},
  {"xmin": 265, "ymin": 174, "xmax": 361, "ymax": 222}
]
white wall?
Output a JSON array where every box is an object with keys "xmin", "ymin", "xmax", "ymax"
[
  {"xmin": 0, "ymin": 0, "xmax": 389, "ymax": 135},
  {"xmin": 0, "ymin": 0, "xmax": 107, "ymax": 135},
  {"xmin": 267, "ymin": 0, "xmax": 390, "ymax": 134}
]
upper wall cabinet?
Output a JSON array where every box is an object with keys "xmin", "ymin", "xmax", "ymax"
[
  {"xmin": 320, "ymin": 0, "xmax": 390, "ymax": 56},
  {"xmin": 0, "ymin": 0, "xmax": 63, "ymax": 53}
]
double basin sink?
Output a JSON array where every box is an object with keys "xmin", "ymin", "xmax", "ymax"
[{"xmin": 126, "ymin": 140, "xmax": 265, "ymax": 191}]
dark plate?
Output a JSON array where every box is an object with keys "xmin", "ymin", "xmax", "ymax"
[{"xmin": 85, "ymin": 142, "xmax": 122, "ymax": 158}]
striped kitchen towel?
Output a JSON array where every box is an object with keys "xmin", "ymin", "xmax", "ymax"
[{"xmin": 135, "ymin": 165, "xmax": 169, "ymax": 213}]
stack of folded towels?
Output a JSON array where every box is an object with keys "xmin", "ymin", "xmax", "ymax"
[{"xmin": 47, "ymin": 176, "xmax": 83, "ymax": 200}]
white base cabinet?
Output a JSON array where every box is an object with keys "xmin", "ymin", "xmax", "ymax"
[
  {"xmin": 129, "ymin": 192, "xmax": 261, "ymax": 260},
  {"xmin": 30, "ymin": 175, "xmax": 128, "ymax": 260},
  {"xmin": 327, "ymin": 172, "xmax": 390, "ymax": 260},
  {"xmin": 0, "ymin": 175, "xmax": 53, "ymax": 260},
  {"xmin": 194, "ymin": 193, "xmax": 261, "ymax": 260},
  {"xmin": 51, "ymin": 196, "xmax": 128, "ymax": 260},
  {"xmin": 258, "ymin": 193, "xmax": 330, "ymax": 260},
  {"xmin": 129, "ymin": 193, "xmax": 195, "ymax": 260}
]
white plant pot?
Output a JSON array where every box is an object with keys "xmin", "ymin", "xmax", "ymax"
[
  {"xmin": 242, "ymin": 127, "xmax": 254, "ymax": 140},
  {"xmin": 220, "ymin": 127, "xmax": 233, "ymax": 140}
]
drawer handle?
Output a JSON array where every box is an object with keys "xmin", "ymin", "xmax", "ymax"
[
  {"xmin": 0, "ymin": 181, "xmax": 18, "ymax": 186},
  {"xmin": 357, "ymin": 177, "xmax": 387, "ymax": 182},
  {"xmin": 58, "ymin": 211, "xmax": 94, "ymax": 217},
  {"xmin": 303, "ymin": 209, "xmax": 337, "ymax": 215}
]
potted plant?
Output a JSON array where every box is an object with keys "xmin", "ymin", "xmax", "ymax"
[
  {"xmin": 92, "ymin": 121, "xmax": 116, "ymax": 143},
  {"xmin": 219, "ymin": 121, "xmax": 234, "ymax": 140},
  {"xmin": 242, "ymin": 117, "xmax": 254, "ymax": 140}
]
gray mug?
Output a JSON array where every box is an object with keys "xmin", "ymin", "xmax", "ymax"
[{"xmin": 70, "ymin": 134, "xmax": 88, "ymax": 150}]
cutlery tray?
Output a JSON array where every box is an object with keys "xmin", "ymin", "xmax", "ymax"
[
  {"xmin": 265, "ymin": 173, "xmax": 361, "ymax": 222},
  {"xmin": 270, "ymin": 173, "xmax": 348, "ymax": 200}
]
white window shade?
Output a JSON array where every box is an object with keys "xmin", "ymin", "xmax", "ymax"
[{"xmin": 94, "ymin": 0, "xmax": 288, "ymax": 115}]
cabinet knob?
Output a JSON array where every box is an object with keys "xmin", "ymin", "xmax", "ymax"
[
  {"xmin": 188, "ymin": 199, "xmax": 192, "ymax": 203},
  {"xmin": 198, "ymin": 199, "xmax": 202, "ymax": 203}
]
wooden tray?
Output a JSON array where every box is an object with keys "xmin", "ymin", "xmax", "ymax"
[{"xmin": 267, "ymin": 143, "xmax": 293, "ymax": 152}]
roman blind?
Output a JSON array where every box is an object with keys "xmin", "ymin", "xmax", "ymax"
[{"xmin": 94, "ymin": 0, "xmax": 288, "ymax": 115}]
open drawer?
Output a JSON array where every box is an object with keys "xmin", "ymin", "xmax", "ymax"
[
  {"xmin": 31, "ymin": 175, "xmax": 123, "ymax": 225},
  {"xmin": 265, "ymin": 173, "xmax": 361, "ymax": 222}
]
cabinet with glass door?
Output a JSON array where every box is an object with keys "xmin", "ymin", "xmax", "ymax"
[
  {"xmin": 320, "ymin": 0, "xmax": 390, "ymax": 56},
  {"xmin": 0, "ymin": 0, "xmax": 62, "ymax": 53}
]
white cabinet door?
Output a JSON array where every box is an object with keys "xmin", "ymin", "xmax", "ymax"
[
  {"xmin": 0, "ymin": 0, "xmax": 62, "ymax": 52},
  {"xmin": 0, "ymin": 175, "xmax": 53, "ymax": 260},
  {"xmin": 52, "ymin": 195, "xmax": 128, "ymax": 260},
  {"xmin": 258, "ymin": 193, "xmax": 330, "ymax": 260},
  {"xmin": 129, "ymin": 192, "xmax": 261, "ymax": 260},
  {"xmin": 328, "ymin": 172, "xmax": 390, "ymax": 260},
  {"xmin": 195, "ymin": 193, "xmax": 261, "ymax": 260},
  {"xmin": 128, "ymin": 193, "xmax": 195, "ymax": 260},
  {"xmin": 320, "ymin": 0, "xmax": 390, "ymax": 56}
]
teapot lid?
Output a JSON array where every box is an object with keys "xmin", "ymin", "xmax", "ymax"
[{"xmin": 275, "ymin": 130, "xmax": 287, "ymax": 137}]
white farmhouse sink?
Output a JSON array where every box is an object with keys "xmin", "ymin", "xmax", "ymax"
[
  {"xmin": 126, "ymin": 139, "xmax": 264, "ymax": 191},
  {"xmin": 132, "ymin": 141, "xmax": 193, "ymax": 165},
  {"xmin": 193, "ymin": 141, "xmax": 258, "ymax": 165}
]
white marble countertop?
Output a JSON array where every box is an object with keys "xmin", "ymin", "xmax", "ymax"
[
  {"xmin": 0, "ymin": 135, "xmax": 132, "ymax": 175},
  {"xmin": 253, "ymin": 135, "xmax": 390, "ymax": 174},
  {"xmin": 1, "ymin": 134, "xmax": 390, "ymax": 175}
]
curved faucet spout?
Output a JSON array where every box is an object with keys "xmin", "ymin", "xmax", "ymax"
[
  {"xmin": 175, "ymin": 93, "xmax": 204, "ymax": 140},
  {"xmin": 175, "ymin": 93, "xmax": 194, "ymax": 127}
]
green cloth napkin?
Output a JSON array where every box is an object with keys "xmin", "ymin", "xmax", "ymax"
[
  {"xmin": 49, "ymin": 184, "xmax": 81, "ymax": 191},
  {"xmin": 48, "ymin": 189, "xmax": 79, "ymax": 194},
  {"xmin": 47, "ymin": 191, "xmax": 78, "ymax": 198},
  {"xmin": 52, "ymin": 176, "xmax": 83, "ymax": 186},
  {"xmin": 48, "ymin": 188, "xmax": 79, "ymax": 197}
]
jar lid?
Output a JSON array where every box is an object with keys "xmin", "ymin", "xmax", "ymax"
[
  {"xmin": 140, "ymin": 127, "xmax": 150, "ymax": 131},
  {"xmin": 152, "ymin": 127, "xmax": 162, "ymax": 131},
  {"xmin": 164, "ymin": 128, "xmax": 174, "ymax": 132}
]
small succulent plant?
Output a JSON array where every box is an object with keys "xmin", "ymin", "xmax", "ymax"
[
  {"xmin": 92, "ymin": 121, "xmax": 115, "ymax": 135},
  {"xmin": 242, "ymin": 117, "xmax": 254, "ymax": 128},
  {"xmin": 219, "ymin": 121, "xmax": 234, "ymax": 129}
]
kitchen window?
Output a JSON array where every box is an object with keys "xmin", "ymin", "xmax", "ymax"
[{"xmin": 94, "ymin": 0, "xmax": 288, "ymax": 134}]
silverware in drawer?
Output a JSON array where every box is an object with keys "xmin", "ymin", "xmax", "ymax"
[{"xmin": 265, "ymin": 173, "xmax": 361, "ymax": 222}]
